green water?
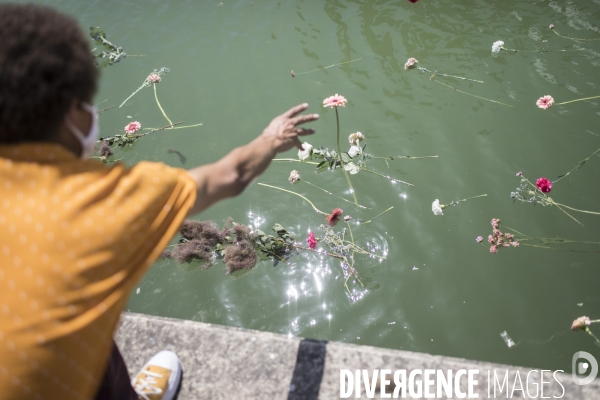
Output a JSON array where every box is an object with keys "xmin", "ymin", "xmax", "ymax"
[{"xmin": 20, "ymin": 0, "xmax": 600, "ymax": 372}]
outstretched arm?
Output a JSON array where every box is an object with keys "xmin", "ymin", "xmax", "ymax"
[{"xmin": 186, "ymin": 103, "xmax": 318, "ymax": 216}]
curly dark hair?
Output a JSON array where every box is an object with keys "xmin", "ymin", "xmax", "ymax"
[{"xmin": 0, "ymin": 4, "xmax": 98, "ymax": 143}]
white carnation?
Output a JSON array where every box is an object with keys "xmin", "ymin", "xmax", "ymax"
[
  {"xmin": 491, "ymin": 40, "xmax": 504, "ymax": 54},
  {"xmin": 298, "ymin": 142, "xmax": 313, "ymax": 161},
  {"xmin": 348, "ymin": 132, "xmax": 365, "ymax": 145},
  {"xmin": 432, "ymin": 199, "xmax": 444, "ymax": 216},
  {"xmin": 348, "ymin": 145, "xmax": 361, "ymax": 158}
]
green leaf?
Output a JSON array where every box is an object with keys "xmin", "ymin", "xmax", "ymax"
[
  {"xmin": 341, "ymin": 153, "xmax": 351, "ymax": 163},
  {"xmin": 316, "ymin": 161, "xmax": 329, "ymax": 172}
]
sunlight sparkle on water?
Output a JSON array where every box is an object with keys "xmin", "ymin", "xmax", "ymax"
[{"xmin": 247, "ymin": 210, "xmax": 266, "ymax": 229}]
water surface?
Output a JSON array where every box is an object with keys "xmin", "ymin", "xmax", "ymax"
[{"xmin": 18, "ymin": 0, "xmax": 600, "ymax": 372}]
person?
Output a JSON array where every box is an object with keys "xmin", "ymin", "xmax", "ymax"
[{"xmin": 0, "ymin": 4, "xmax": 318, "ymax": 400}]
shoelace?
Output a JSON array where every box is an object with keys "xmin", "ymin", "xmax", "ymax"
[{"xmin": 134, "ymin": 369, "xmax": 164, "ymax": 400}]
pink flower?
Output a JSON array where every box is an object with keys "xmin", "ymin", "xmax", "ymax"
[
  {"xmin": 502, "ymin": 242, "xmax": 510, "ymax": 248},
  {"xmin": 490, "ymin": 245, "xmax": 497, "ymax": 253},
  {"xmin": 325, "ymin": 208, "xmax": 343, "ymax": 226},
  {"xmin": 147, "ymin": 73, "xmax": 161, "ymax": 84},
  {"xmin": 306, "ymin": 232, "xmax": 317, "ymax": 249},
  {"xmin": 476, "ymin": 236, "xmax": 483, "ymax": 243},
  {"xmin": 536, "ymin": 95, "xmax": 554, "ymax": 109},
  {"xmin": 536, "ymin": 177, "xmax": 552, "ymax": 193},
  {"xmin": 516, "ymin": 171, "xmax": 522, "ymax": 177},
  {"xmin": 549, "ymin": 24, "xmax": 554, "ymax": 30},
  {"xmin": 493, "ymin": 229, "xmax": 501, "ymax": 238},
  {"xmin": 487, "ymin": 235, "xmax": 494, "ymax": 244},
  {"xmin": 323, "ymin": 94, "xmax": 347, "ymax": 108},
  {"xmin": 491, "ymin": 218, "xmax": 500, "ymax": 229},
  {"xmin": 404, "ymin": 58, "xmax": 418, "ymax": 70},
  {"xmin": 408, "ymin": 0, "xmax": 419, "ymax": 3},
  {"xmin": 571, "ymin": 316, "xmax": 591, "ymax": 332},
  {"xmin": 124, "ymin": 121, "xmax": 141, "ymax": 134},
  {"xmin": 505, "ymin": 233, "xmax": 514, "ymax": 240},
  {"xmin": 511, "ymin": 241, "xmax": 520, "ymax": 247}
]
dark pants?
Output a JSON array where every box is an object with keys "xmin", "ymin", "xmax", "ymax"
[{"xmin": 95, "ymin": 342, "xmax": 138, "ymax": 400}]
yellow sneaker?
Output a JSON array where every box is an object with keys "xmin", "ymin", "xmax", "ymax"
[{"xmin": 132, "ymin": 350, "xmax": 182, "ymax": 400}]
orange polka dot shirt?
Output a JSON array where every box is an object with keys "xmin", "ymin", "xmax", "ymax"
[{"xmin": 0, "ymin": 143, "xmax": 196, "ymax": 400}]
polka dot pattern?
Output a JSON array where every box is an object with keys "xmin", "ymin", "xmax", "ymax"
[{"xmin": 0, "ymin": 143, "xmax": 196, "ymax": 399}]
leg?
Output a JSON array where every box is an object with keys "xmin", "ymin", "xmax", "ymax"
[{"xmin": 95, "ymin": 341, "xmax": 139, "ymax": 400}]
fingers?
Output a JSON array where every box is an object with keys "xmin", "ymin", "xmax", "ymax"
[
  {"xmin": 293, "ymin": 137, "xmax": 303, "ymax": 150},
  {"xmin": 295, "ymin": 127, "xmax": 315, "ymax": 136},
  {"xmin": 283, "ymin": 103, "xmax": 309, "ymax": 118},
  {"xmin": 291, "ymin": 113, "xmax": 319, "ymax": 126}
]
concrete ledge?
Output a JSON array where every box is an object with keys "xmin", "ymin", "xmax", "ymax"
[{"xmin": 116, "ymin": 312, "xmax": 599, "ymax": 399}]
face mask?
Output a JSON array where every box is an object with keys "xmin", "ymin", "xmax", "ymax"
[{"xmin": 64, "ymin": 103, "xmax": 100, "ymax": 159}]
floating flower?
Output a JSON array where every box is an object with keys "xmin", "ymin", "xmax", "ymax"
[
  {"xmin": 511, "ymin": 241, "xmax": 520, "ymax": 247},
  {"xmin": 487, "ymin": 235, "xmax": 494, "ymax": 244},
  {"xmin": 325, "ymin": 208, "xmax": 343, "ymax": 226},
  {"xmin": 491, "ymin": 218, "xmax": 500, "ymax": 229},
  {"xmin": 289, "ymin": 170, "xmax": 300, "ymax": 185},
  {"xmin": 348, "ymin": 145, "xmax": 361, "ymax": 158},
  {"xmin": 516, "ymin": 171, "xmax": 522, "ymax": 177},
  {"xmin": 492, "ymin": 40, "xmax": 504, "ymax": 54},
  {"xmin": 431, "ymin": 199, "xmax": 444, "ymax": 216},
  {"xmin": 147, "ymin": 73, "xmax": 161, "ymax": 84},
  {"xmin": 490, "ymin": 245, "xmax": 497, "ymax": 253},
  {"xmin": 408, "ymin": 0, "xmax": 419, "ymax": 3},
  {"xmin": 549, "ymin": 24, "xmax": 555, "ymax": 30},
  {"xmin": 536, "ymin": 177, "xmax": 552, "ymax": 193},
  {"xmin": 298, "ymin": 142, "xmax": 313, "ymax": 161},
  {"xmin": 306, "ymin": 232, "xmax": 317, "ymax": 249},
  {"xmin": 323, "ymin": 93, "xmax": 347, "ymax": 108},
  {"xmin": 476, "ymin": 236, "xmax": 483, "ymax": 243},
  {"xmin": 348, "ymin": 132, "xmax": 365, "ymax": 145},
  {"xmin": 404, "ymin": 57, "xmax": 418, "ymax": 70},
  {"xmin": 571, "ymin": 316, "xmax": 591, "ymax": 331},
  {"xmin": 124, "ymin": 121, "xmax": 141, "ymax": 135},
  {"xmin": 344, "ymin": 215, "xmax": 351, "ymax": 222},
  {"xmin": 536, "ymin": 95, "xmax": 554, "ymax": 109}
]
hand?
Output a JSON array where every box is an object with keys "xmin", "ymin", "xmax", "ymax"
[{"xmin": 260, "ymin": 103, "xmax": 318, "ymax": 153}]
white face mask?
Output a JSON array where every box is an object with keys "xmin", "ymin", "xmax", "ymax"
[{"xmin": 64, "ymin": 103, "xmax": 100, "ymax": 159}]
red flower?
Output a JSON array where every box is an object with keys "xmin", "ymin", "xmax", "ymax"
[
  {"xmin": 325, "ymin": 208, "xmax": 343, "ymax": 226},
  {"xmin": 306, "ymin": 232, "xmax": 317, "ymax": 249},
  {"xmin": 536, "ymin": 177, "xmax": 552, "ymax": 193}
]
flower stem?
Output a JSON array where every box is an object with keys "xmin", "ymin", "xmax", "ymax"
[
  {"xmin": 154, "ymin": 84, "xmax": 174, "ymax": 127},
  {"xmin": 272, "ymin": 158, "xmax": 320, "ymax": 165},
  {"xmin": 335, "ymin": 107, "xmax": 359, "ymax": 207},
  {"xmin": 552, "ymin": 202, "xmax": 600, "ymax": 215},
  {"xmin": 120, "ymin": 82, "xmax": 148, "ymax": 108},
  {"xmin": 555, "ymin": 95, "xmax": 600, "ymax": 106},
  {"xmin": 293, "ymin": 244, "xmax": 344, "ymax": 259},
  {"xmin": 554, "ymin": 146, "xmax": 600, "ymax": 183},
  {"xmin": 417, "ymin": 66, "xmax": 483, "ymax": 83},
  {"xmin": 361, "ymin": 167, "xmax": 414, "ymax": 187},
  {"xmin": 97, "ymin": 105, "xmax": 115, "ymax": 115},
  {"xmin": 257, "ymin": 183, "xmax": 328, "ymax": 215},
  {"xmin": 552, "ymin": 29, "xmax": 600, "ymax": 42},
  {"xmin": 397, "ymin": 155, "xmax": 439, "ymax": 160},
  {"xmin": 455, "ymin": 194, "xmax": 488, "ymax": 203},
  {"xmin": 301, "ymin": 179, "xmax": 370, "ymax": 209},
  {"xmin": 359, "ymin": 206, "xmax": 394, "ymax": 225},
  {"xmin": 346, "ymin": 221, "xmax": 355, "ymax": 267},
  {"xmin": 584, "ymin": 328, "xmax": 600, "ymax": 346},
  {"xmin": 432, "ymin": 79, "xmax": 514, "ymax": 107},
  {"xmin": 294, "ymin": 58, "xmax": 361, "ymax": 76}
]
